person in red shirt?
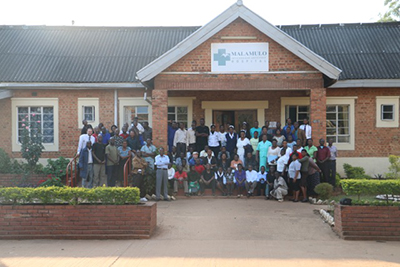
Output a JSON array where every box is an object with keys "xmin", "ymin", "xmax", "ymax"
[
  {"xmin": 194, "ymin": 158, "xmax": 205, "ymax": 174},
  {"xmin": 316, "ymin": 138, "xmax": 332, "ymax": 185},
  {"xmin": 119, "ymin": 126, "xmax": 129, "ymax": 139},
  {"xmin": 173, "ymin": 165, "xmax": 189, "ymax": 196}
]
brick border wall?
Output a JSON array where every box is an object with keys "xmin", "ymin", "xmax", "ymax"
[
  {"xmin": 0, "ymin": 202, "xmax": 157, "ymax": 239},
  {"xmin": 0, "ymin": 174, "xmax": 49, "ymax": 187},
  {"xmin": 333, "ymin": 204, "xmax": 400, "ymax": 241}
]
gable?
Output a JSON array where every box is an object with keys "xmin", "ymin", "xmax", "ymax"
[
  {"xmin": 137, "ymin": 2, "xmax": 341, "ymax": 83},
  {"xmin": 164, "ymin": 18, "xmax": 318, "ymax": 73}
]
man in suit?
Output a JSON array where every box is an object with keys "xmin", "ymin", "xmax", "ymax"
[{"xmin": 79, "ymin": 141, "xmax": 94, "ymax": 188}]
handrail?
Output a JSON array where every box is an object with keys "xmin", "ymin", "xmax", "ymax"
[
  {"xmin": 123, "ymin": 154, "xmax": 132, "ymax": 187},
  {"xmin": 66, "ymin": 154, "xmax": 79, "ymax": 187}
]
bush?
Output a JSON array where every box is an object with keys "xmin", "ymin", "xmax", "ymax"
[
  {"xmin": 335, "ymin": 173, "xmax": 341, "ymax": 187},
  {"xmin": 19, "ymin": 118, "xmax": 44, "ymax": 169},
  {"xmin": 341, "ymin": 179, "xmax": 400, "ymax": 203},
  {"xmin": 385, "ymin": 155, "xmax": 400, "ymax": 179},
  {"xmin": 314, "ymin": 183, "xmax": 334, "ymax": 200},
  {"xmin": 0, "ymin": 148, "xmax": 12, "ymax": 174},
  {"xmin": 0, "ymin": 186, "xmax": 140, "ymax": 205},
  {"xmin": 38, "ymin": 176, "xmax": 64, "ymax": 187},
  {"xmin": 343, "ymin": 163, "xmax": 371, "ymax": 179},
  {"xmin": 42, "ymin": 157, "xmax": 70, "ymax": 180}
]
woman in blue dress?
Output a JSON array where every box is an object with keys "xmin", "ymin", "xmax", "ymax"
[{"xmin": 234, "ymin": 163, "xmax": 246, "ymax": 197}]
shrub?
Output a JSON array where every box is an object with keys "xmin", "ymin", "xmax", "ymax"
[
  {"xmin": 341, "ymin": 179, "xmax": 400, "ymax": 204},
  {"xmin": 0, "ymin": 186, "xmax": 140, "ymax": 205},
  {"xmin": 314, "ymin": 183, "xmax": 334, "ymax": 200},
  {"xmin": 385, "ymin": 155, "xmax": 400, "ymax": 179},
  {"xmin": 38, "ymin": 176, "xmax": 64, "ymax": 187},
  {"xmin": 335, "ymin": 173, "xmax": 341, "ymax": 187},
  {"xmin": 343, "ymin": 163, "xmax": 371, "ymax": 179},
  {"xmin": 0, "ymin": 148, "xmax": 12, "ymax": 174},
  {"xmin": 143, "ymin": 169, "xmax": 156, "ymax": 195},
  {"xmin": 42, "ymin": 157, "xmax": 70, "ymax": 180},
  {"xmin": 19, "ymin": 118, "xmax": 44, "ymax": 169}
]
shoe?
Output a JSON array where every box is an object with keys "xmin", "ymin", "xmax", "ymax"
[
  {"xmin": 278, "ymin": 199, "xmax": 284, "ymax": 202},
  {"xmin": 237, "ymin": 194, "xmax": 241, "ymax": 198},
  {"xmin": 292, "ymin": 199, "xmax": 299, "ymax": 203},
  {"xmin": 301, "ymin": 198, "xmax": 309, "ymax": 203},
  {"xmin": 151, "ymin": 194, "xmax": 157, "ymax": 200},
  {"xmin": 171, "ymin": 196, "xmax": 176, "ymax": 201},
  {"xmin": 145, "ymin": 194, "xmax": 152, "ymax": 200},
  {"xmin": 140, "ymin": 197, "xmax": 148, "ymax": 202}
]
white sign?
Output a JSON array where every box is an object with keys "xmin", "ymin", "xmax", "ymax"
[{"xmin": 211, "ymin": 43, "xmax": 269, "ymax": 72}]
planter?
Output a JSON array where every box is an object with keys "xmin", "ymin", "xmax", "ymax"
[
  {"xmin": 333, "ymin": 204, "xmax": 400, "ymax": 241},
  {"xmin": 0, "ymin": 202, "xmax": 157, "ymax": 239},
  {"xmin": 0, "ymin": 174, "xmax": 48, "ymax": 187}
]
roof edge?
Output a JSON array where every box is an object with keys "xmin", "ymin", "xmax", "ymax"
[
  {"xmin": 329, "ymin": 79, "xmax": 400, "ymax": 88},
  {"xmin": 0, "ymin": 82, "xmax": 145, "ymax": 90}
]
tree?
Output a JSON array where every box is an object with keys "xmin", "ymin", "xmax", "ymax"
[{"xmin": 379, "ymin": 0, "xmax": 400, "ymax": 22}]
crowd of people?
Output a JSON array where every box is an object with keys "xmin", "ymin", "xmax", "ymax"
[{"xmin": 77, "ymin": 116, "xmax": 338, "ymax": 203}]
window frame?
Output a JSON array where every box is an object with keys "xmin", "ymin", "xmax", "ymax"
[
  {"xmin": 168, "ymin": 106, "xmax": 189, "ymax": 126},
  {"xmin": 326, "ymin": 97, "xmax": 356, "ymax": 151},
  {"xmin": 119, "ymin": 97, "xmax": 152, "ymax": 128},
  {"xmin": 326, "ymin": 104, "xmax": 350, "ymax": 144},
  {"xmin": 77, "ymin": 98, "xmax": 99, "ymax": 128},
  {"xmin": 285, "ymin": 105, "xmax": 310, "ymax": 124},
  {"xmin": 12, "ymin": 98, "xmax": 59, "ymax": 152},
  {"xmin": 82, "ymin": 105, "xmax": 95, "ymax": 122},
  {"xmin": 376, "ymin": 96, "xmax": 399, "ymax": 128}
]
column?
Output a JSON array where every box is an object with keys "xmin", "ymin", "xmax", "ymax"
[
  {"xmin": 152, "ymin": 90, "xmax": 168, "ymax": 149},
  {"xmin": 310, "ymin": 88, "xmax": 326, "ymax": 141}
]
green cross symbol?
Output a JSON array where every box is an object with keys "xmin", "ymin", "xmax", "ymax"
[{"xmin": 213, "ymin": 49, "xmax": 231, "ymax": 66}]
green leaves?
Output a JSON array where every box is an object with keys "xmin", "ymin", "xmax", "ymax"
[
  {"xmin": 0, "ymin": 186, "xmax": 140, "ymax": 205},
  {"xmin": 343, "ymin": 163, "xmax": 371, "ymax": 179},
  {"xmin": 315, "ymin": 183, "xmax": 334, "ymax": 200},
  {"xmin": 341, "ymin": 179, "xmax": 400, "ymax": 203}
]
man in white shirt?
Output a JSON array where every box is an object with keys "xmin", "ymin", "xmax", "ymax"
[
  {"xmin": 296, "ymin": 139, "xmax": 303, "ymax": 154},
  {"xmin": 299, "ymin": 117, "xmax": 312, "ymax": 140},
  {"xmin": 77, "ymin": 128, "xmax": 96, "ymax": 155},
  {"xmin": 245, "ymin": 164, "xmax": 258, "ymax": 197},
  {"xmin": 288, "ymin": 153, "xmax": 302, "ymax": 202},
  {"xmin": 131, "ymin": 117, "xmax": 144, "ymax": 135},
  {"xmin": 173, "ymin": 122, "xmax": 187, "ymax": 157},
  {"xmin": 218, "ymin": 125, "xmax": 227, "ymax": 147},
  {"xmin": 208, "ymin": 124, "xmax": 221, "ymax": 159},
  {"xmin": 186, "ymin": 120, "xmax": 197, "ymax": 151},
  {"xmin": 154, "ymin": 147, "xmax": 171, "ymax": 201}
]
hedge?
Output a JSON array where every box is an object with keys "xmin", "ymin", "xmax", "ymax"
[
  {"xmin": 341, "ymin": 179, "xmax": 400, "ymax": 203},
  {"xmin": 0, "ymin": 186, "xmax": 140, "ymax": 205}
]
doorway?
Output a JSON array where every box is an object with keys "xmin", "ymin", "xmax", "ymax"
[{"xmin": 213, "ymin": 110, "xmax": 257, "ymax": 130}]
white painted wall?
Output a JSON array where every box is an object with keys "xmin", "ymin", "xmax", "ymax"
[{"xmin": 336, "ymin": 157, "xmax": 391, "ymax": 177}]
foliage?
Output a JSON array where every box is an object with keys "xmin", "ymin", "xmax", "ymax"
[
  {"xmin": 343, "ymin": 163, "xmax": 371, "ymax": 179},
  {"xmin": 341, "ymin": 179, "xmax": 400, "ymax": 204},
  {"xmin": 143, "ymin": 169, "xmax": 156, "ymax": 195},
  {"xmin": 351, "ymin": 199, "xmax": 400, "ymax": 207},
  {"xmin": 0, "ymin": 148, "xmax": 12, "ymax": 174},
  {"xmin": 335, "ymin": 173, "xmax": 341, "ymax": 187},
  {"xmin": 0, "ymin": 186, "xmax": 140, "ymax": 205},
  {"xmin": 385, "ymin": 155, "xmax": 400, "ymax": 179},
  {"xmin": 19, "ymin": 117, "xmax": 44, "ymax": 169},
  {"xmin": 42, "ymin": 157, "xmax": 70, "ymax": 180},
  {"xmin": 38, "ymin": 176, "xmax": 64, "ymax": 187},
  {"xmin": 314, "ymin": 183, "xmax": 334, "ymax": 200},
  {"xmin": 378, "ymin": 0, "xmax": 400, "ymax": 22}
]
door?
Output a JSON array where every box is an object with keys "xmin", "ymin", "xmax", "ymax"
[
  {"xmin": 213, "ymin": 111, "xmax": 235, "ymax": 129},
  {"xmin": 235, "ymin": 110, "xmax": 257, "ymax": 130}
]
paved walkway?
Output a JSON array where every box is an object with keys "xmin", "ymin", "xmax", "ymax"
[{"xmin": 0, "ymin": 199, "xmax": 399, "ymax": 267}]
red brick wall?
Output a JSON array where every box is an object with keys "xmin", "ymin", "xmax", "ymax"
[
  {"xmin": 327, "ymin": 87, "xmax": 400, "ymax": 157},
  {"xmin": 310, "ymin": 88, "xmax": 327, "ymax": 141},
  {"xmin": 333, "ymin": 204, "xmax": 400, "ymax": 241},
  {"xmin": 0, "ymin": 88, "xmax": 145, "ymax": 158},
  {"xmin": 0, "ymin": 202, "xmax": 157, "ymax": 239},
  {"xmin": 0, "ymin": 174, "xmax": 48, "ymax": 187},
  {"xmin": 164, "ymin": 18, "xmax": 317, "ymax": 73}
]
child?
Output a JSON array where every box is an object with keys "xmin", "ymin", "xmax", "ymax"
[
  {"xmin": 215, "ymin": 166, "xmax": 227, "ymax": 196},
  {"xmin": 225, "ymin": 168, "xmax": 235, "ymax": 196}
]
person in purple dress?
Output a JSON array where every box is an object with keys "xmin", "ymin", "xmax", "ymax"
[{"xmin": 234, "ymin": 163, "xmax": 246, "ymax": 198}]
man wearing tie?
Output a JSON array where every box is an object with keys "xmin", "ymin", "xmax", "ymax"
[{"xmin": 300, "ymin": 118, "xmax": 312, "ymax": 143}]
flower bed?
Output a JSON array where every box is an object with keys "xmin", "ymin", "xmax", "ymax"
[
  {"xmin": 0, "ymin": 187, "xmax": 157, "ymax": 239},
  {"xmin": 333, "ymin": 204, "xmax": 400, "ymax": 241},
  {"xmin": 0, "ymin": 173, "xmax": 48, "ymax": 187}
]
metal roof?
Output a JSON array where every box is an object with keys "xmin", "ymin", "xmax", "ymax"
[
  {"xmin": 0, "ymin": 26, "xmax": 200, "ymax": 83},
  {"xmin": 0, "ymin": 22, "xmax": 399, "ymax": 83},
  {"xmin": 280, "ymin": 22, "xmax": 400, "ymax": 80}
]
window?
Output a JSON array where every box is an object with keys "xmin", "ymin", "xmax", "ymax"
[
  {"xmin": 17, "ymin": 106, "xmax": 54, "ymax": 144},
  {"xmin": 123, "ymin": 106, "xmax": 149, "ymax": 125},
  {"xmin": 168, "ymin": 106, "xmax": 188, "ymax": 127},
  {"xmin": 376, "ymin": 96, "xmax": 399, "ymax": 128},
  {"xmin": 285, "ymin": 105, "xmax": 309, "ymax": 124},
  {"xmin": 381, "ymin": 105, "xmax": 394, "ymax": 121},
  {"xmin": 326, "ymin": 105, "xmax": 350, "ymax": 143},
  {"xmin": 83, "ymin": 106, "xmax": 95, "ymax": 122}
]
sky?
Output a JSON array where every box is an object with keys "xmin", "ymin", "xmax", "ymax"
[{"xmin": 0, "ymin": 0, "xmax": 388, "ymax": 27}]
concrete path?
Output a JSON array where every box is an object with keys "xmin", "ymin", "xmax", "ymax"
[{"xmin": 0, "ymin": 199, "xmax": 399, "ymax": 267}]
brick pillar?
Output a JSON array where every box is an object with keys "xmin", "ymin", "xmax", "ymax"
[
  {"xmin": 152, "ymin": 90, "xmax": 168, "ymax": 149},
  {"xmin": 310, "ymin": 88, "xmax": 326, "ymax": 141}
]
